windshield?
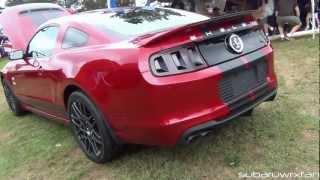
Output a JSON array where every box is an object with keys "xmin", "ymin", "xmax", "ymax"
[
  {"xmin": 19, "ymin": 8, "xmax": 66, "ymax": 27},
  {"xmin": 82, "ymin": 7, "xmax": 210, "ymax": 38}
]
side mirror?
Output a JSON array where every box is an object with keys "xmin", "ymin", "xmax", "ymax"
[{"xmin": 9, "ymin": 50, "xmax": 24, "ymax": 61}]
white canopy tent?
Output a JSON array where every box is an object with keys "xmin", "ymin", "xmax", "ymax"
[{"xmin": 311, "ymin": 0, "xmax": 317, "ymax": 39}]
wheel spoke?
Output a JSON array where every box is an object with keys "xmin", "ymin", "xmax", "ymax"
[
  {"xmin": 82, "ymin": 136, "xmax": 92, "ymax": 154},
  {"xmin": 79, "ymin": 102, "xmax": 88, "ymax": 116},
  {"xmin": 71, "ymin": 113, "xmax": 86, "ymax": 130},
  {"xmin": 72, "ymin": 102, "xmax": 93, "ymax": 121},
  {"xmin": 70, "ymin": 113, "xmax": 81, "ymax": 121},
  {"xmin": 71, "ymin": 114, "xmax": 81, "ymax": 124},
  {"xmin": 88, "ymin": 136, "xmax": 100, "ymax": 156},
  {"xmin": 79, "ymin": 133, "xmax": 87, "ymax": 141},
  {"xmin": 72, "ymin": 119, "xmax": 86, "ymax": 133},
  {"xmin": 82, "ymin": 115, "xmax": 93, "ymax": 122},
  {"xmin": 71, "ymin": 102, "xmax": 83, "ymax": 119},
  {"xmin": 71, "ymin": 115, "xmax": 85, "ymax": 127},
  {"xmin": 87, "ymin": 118, "xmax": 96, "ymax": 128},
  {"xmin": 92, "ymin": 131, "xmax": 103, "ymax": 145}
]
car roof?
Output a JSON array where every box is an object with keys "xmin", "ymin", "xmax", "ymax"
[
  {"xmin": 42, "ymin": 7, "xmax": 209, "ymax": 42},
  {"xmin": 42, "ymin": 7, "xmax": 202, "ymax": 29},
  {"xmin": 43, "ymin": 7, "xmax": 134, "ymax": 26}
]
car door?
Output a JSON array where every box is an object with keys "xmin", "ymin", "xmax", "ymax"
[{"xmin": 12, "ymin": 26, "xmax": 62, "ymax": 114}]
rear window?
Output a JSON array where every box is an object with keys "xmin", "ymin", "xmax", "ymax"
[
  {"xmin": 82, "ymin": 7, "xmax": 209, "ymax": 38},
  {"xmin": 19, "ymin": 8, "xmax": 66, "ymax": 27}
]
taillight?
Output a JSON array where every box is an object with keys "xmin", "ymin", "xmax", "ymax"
[{"xmin": 149, "ymin": 45, "xmax": 207, "ymax": 76}]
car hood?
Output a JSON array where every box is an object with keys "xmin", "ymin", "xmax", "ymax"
[{"xmin": 0, "ymin": 3, "xmax": 70, "ymax": 50}]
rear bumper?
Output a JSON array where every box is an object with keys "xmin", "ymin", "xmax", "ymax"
[
  {"xmin": 178, "ymin": 88, "xmax": 277, "ymax": 145},
  {"xmin": 115, "ymin": 83, "xmax": 277, "ymax": 146}
]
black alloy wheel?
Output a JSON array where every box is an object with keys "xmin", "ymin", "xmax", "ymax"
[
  {"xmin": 68, "ymin": 91, "xmax": 120, "ymax": 163},
  {"xmin": 70, "ymin": 100, "xmax": 104, "ymax": 158}
]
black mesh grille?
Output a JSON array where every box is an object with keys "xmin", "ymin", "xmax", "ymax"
[
  {"xmin": 229, "ymin": 85, "xmax": 270, "ymax": 111},
  {"xmin": 219, "ymin": 59, "xmax": 268, "ymax": 103}
]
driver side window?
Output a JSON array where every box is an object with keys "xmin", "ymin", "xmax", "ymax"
[{"xmin": 27, "ymin": 26, "xmax": 59, "ymax": 58}]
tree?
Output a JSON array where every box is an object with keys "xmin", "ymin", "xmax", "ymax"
[
  {"xmin": 5, "ymin": 0, "xmax": 24, "ymax": 6},
  {"xmin": 83, "ymin": 0, "xmax": 106, "ymax": 10}
]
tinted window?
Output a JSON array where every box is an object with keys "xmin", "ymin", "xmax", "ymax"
[
  {"xmin": 62, "ymin": 28, "xmax": 88, "ymax": 49},
  {"xmin": 28, "ymin": 26, "xmax": 59, "ymax": 58},
  {"xmin": 82, "ymin": 7, "xmax": 209, "ymax": 38},
  {"xmin": 20, "ymin": 9, "xmax": 66, "ymax": 27}
]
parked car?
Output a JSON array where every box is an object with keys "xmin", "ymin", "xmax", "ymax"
[
  {"xmin": 0, "ymin": 24, "xmax": 9, "ymax": 57},
  {"xmin": 0, "ymin": 3, "xmax": 70, "ymax": 50},
  {"xmin": 1, "ymin": 7, "xmax": 277, "ymax": 163}
]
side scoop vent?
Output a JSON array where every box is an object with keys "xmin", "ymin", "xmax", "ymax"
[
  {"xmin": 187, "ymin": 47, "xmax": 205, "ymax": 66},
  {"xmin": 154, "ymin": 56, "xmax": 168, "ymax": 73},
  {"xmin": 150, "ymin": 44, "xmax": 207, "ymax": 77},
  {"xmin": 171, "ymin": 51, "xmax": 187, "ymax": 70}
]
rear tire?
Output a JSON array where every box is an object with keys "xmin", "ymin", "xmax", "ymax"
[
  {"xmin": 68, "ymin": 91, "xmax": 121, "ymax": 163},
  {"xmin": 2, "ymin": 81, "xmax": 26, "ymax": 116},
  {"xmin": 241, "ymin": 109, "xmax": 253, "ymax": 116}
]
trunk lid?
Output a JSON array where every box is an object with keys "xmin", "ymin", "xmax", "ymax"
[
  {"xmin": 197, "ymin": 27, "xmax": 268, "ymax": 66},
  {"xmin": 135, "ymin": 11, "xmax": 268, "ymax": 66}
]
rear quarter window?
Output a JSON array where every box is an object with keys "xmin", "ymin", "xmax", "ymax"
[{"xmin": 62, "ymin": 28, "xmax": 88, "ymax": 49}]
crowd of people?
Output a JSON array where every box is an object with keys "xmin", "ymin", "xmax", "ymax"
[
  {"xmin": 257, "ymin": 0, "xmax": 319, "ymax": 40},
  {"xmin": 169, "ymin": 0, "xmax": 320, "ymax": 40}
]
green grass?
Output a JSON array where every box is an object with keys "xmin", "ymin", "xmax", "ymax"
[
  {"xmin": 0, "ymin": 59, "xmax": 8, "ymax": 69},
  {"xmin": 0, "ymin": 37, "xmax": 319, "ymax": 180}
]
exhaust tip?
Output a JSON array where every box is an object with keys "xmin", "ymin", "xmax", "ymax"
[{"xmin": 185, "ymin": 130, "xmax": 212, "ymax": 144}]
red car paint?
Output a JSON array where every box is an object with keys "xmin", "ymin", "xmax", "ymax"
[{"xmin": 1, "ymin": 8, "xmax": 277, "ymax": 146}]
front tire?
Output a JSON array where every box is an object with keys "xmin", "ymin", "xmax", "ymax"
[
  {"xmin": 2, "ymin": 81, "xmax": 26, "ymax": 116},
  {"xmin": 68, "ymin": 91, "xmax": 120, "ymax": 163}
]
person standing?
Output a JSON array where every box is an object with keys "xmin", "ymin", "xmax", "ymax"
[
  {"xmin": 171, "ymin": 0, "xmax": 196, "ymax": 12},
  {"xmin": 257, "ymin": 0, "xmax": 275, "ymax": 36},
  {"xmin": 275, "ymin": 0, "xmax": 302, "ymax": 40},
  {"xmin": 213, "ymin": 0, "xmax": 226, "ymax": 13},
  {"xmin": 304, "ymin": 0, "xmax": 320, "ymax": 30},
  {"xmin": 106, "ymin": 0, "xmax": 117, "ymax": 8},
  {"xmin": 171, "ymin": 0, "xmax": 185, "ymax": 10}
]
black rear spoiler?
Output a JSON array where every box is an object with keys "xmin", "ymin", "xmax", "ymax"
[{"xmin": 135, "ymin": 11, "xmax": 257, "ymax": 47}]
